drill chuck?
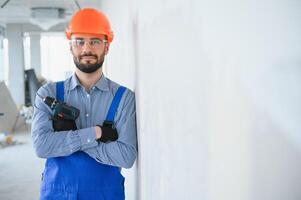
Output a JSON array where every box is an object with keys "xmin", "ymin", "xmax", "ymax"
[{"xmin": 44, "ymin": 96, "xmax": 57, "ymax": 109}]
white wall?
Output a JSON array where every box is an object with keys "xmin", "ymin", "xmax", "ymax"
[
  {"xmin": 100, "ymin": 1, "xmax": 138, "ymax": 199},
  {"xmin": 101, "ymin": 0, "xmax": 301, "ymax": 199}
]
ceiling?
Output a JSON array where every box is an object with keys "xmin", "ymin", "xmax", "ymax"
[{"xmin": 0, "ymin": 0, "xmax": 102, "ymax": 30}]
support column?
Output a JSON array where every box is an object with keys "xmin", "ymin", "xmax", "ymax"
[
  {"xmin": 0, "ymin": 25, "xmax": 5, "ymax": 81},
  {"xmin": 30, "ymin": 33, "xmax": 41, "ymax": 77},
  {"xmin": 6, "ymin": 24, "xmax": 25, "ymax": 107}
]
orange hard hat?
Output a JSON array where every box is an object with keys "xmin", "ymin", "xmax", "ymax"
[{"xmin": 65, "ymin": 8, "xmax": 114, "ymax": 43}]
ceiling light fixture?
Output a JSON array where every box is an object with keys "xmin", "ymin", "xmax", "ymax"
[{"xmin": 30, "ymin": 7, "xmax": 67, "ymax": 30}]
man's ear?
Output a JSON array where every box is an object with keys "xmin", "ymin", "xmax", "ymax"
[
  {"xmin": 69, "ymin": 43, "xmax": 73, "ymax": 52},
  {"xmin": 104, "ymin": 44, "xmax": 110, "ymax": 55}
]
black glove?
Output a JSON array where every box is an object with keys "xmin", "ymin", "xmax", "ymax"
[
  {"xmin": 52, "ymin": 115, "xmax": 77, "ymax": 131},
  {"xmin": 96, "ymin": 121, "xmax": 118, "ymax": 143}
]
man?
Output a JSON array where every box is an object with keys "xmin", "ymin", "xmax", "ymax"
[{"xmin": 31, "ymin": 8, "xmax": 137, "ymax": 200}]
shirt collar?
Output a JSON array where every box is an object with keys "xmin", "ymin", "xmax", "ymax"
[
  {"xmin": 69, "ymin": 73, "xmax": 81, "ymax": 91},
  {"xmin": 69, "ymin": 73, "xmax": 109, "ymax": 92},
  {"xmin": 94, "ymin": 73, "xmax": 110, "ymax": 91}
]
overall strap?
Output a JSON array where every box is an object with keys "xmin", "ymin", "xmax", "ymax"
[
  {"xmin": 56, "ymin": 81, "xmax": 65, "ymax": 102},
  {"xmin": 105, "ymin": 86, "xmax": 126, "ymax": 122}
]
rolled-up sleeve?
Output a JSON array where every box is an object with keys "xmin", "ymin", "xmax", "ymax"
[
  {"xmin": 82, "ymin": 90, "xmax": 137, "ymax": 169},
  {"xmin": 31, "ymin": 84, "xmax": 98, "ymax": 158}
]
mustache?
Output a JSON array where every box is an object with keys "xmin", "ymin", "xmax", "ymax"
[{"xmin": 79, "ymin": 53, "xmax": 98, "ymax": 59}]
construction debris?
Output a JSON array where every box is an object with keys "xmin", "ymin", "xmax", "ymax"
[{"xmin": 0, "ymin": 132, "xmax": 23, "ymax": 148}]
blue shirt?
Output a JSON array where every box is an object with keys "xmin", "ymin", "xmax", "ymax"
[{"xmin": 31, "ymin": 73, "xmax": 137, "ymax": 169}]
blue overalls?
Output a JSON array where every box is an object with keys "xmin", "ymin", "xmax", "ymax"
[{"xmin": 40, "ymin": 81, "xmax": 126, "ymax": 200}]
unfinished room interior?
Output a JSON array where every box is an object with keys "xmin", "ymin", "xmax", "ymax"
[{"xmin": 0, "ymin": 0, "xmax": 300, "ymax": 199}]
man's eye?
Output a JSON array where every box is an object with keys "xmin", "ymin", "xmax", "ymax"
[
  {"xmin": 90, "ymin": 40, "xmax": 101, "ymax": 45},
  {"xmin": 76, "ymin": 40, "xmax": 85, "ymax": 46}
]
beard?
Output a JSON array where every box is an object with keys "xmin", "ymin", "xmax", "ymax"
[{"xmin": 73, "ymin": 53, "xmax": 104, "ymax": 73}]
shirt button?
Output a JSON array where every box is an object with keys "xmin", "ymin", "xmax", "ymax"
[
  {"xmin": 86, "ymin": 114, "xmax": 89, "ymax": 117},
  {"xmin": 87, "ymin": 94, "xmax": 90, "ymax": 98},
  {"xmin": 87, "ymin": 139, "xmax": 90, "ymax": 143}
]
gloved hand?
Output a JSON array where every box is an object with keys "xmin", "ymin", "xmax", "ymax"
[
  {"xmin": 96, "ymin": 122, "xmax": 118, "ymax": 143},
  {"xmin": 52, "ymin": 115, "xmax": 77, "ymax": 131}
]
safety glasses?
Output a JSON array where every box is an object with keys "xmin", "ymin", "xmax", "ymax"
[{"xmin": 71, "ymin": 38, "xmax": 107, "ymax": 49}]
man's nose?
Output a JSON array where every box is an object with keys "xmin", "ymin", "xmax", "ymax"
[{"xmin": 81, "ymin": 42, "xmax": 93, "ymax": 53}]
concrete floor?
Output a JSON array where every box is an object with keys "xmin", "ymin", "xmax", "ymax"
[{"xmin": 0, "ymin": 129, "xmax": 45, "ymax": 200}]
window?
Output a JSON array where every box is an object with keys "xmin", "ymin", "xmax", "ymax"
[
  {"xmin": 40, "ymin": 32, "xmax": 74, "ymax": 81},
  {"xmin": 23, "ymin": 34, "xmax": 31, "ymax": 70},
  {"xmin": 0, "ymin": 38, "xmax": 9, "ymax": 84}
]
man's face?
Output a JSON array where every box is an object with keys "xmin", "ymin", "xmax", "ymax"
[{"xmin": 70, "ymin": 33, "xmax": 109, "ymax": 73}]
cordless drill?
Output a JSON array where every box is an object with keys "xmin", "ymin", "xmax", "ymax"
[
  {"xmin": 39, "ymin": 95, "xmax": 79, "ymax": 131},
  {"xmin": 43, "ymin": 96, "xmax": 80, "ymax": 121}
]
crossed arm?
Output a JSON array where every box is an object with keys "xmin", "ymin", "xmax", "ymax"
[{"xmin": 31, "ymin": 85, "xmax": 137, "ymax": 169}]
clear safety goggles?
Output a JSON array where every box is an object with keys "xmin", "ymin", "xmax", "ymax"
[{"xmin": 71, "ymin": 38, "xmax": 107, "ymax": 49}]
